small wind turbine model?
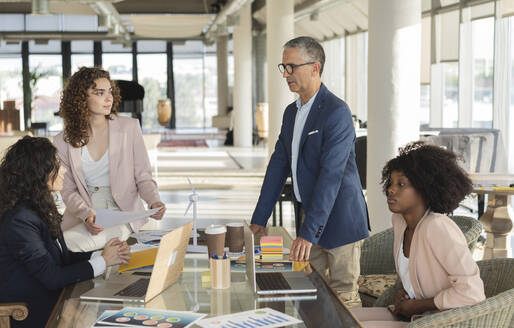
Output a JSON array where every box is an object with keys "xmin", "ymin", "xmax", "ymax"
[{"xmin": 185, "ymin": 177, "xmax": 207, "ymax": 253}]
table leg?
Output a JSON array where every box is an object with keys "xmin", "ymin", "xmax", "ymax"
[{"xmin": 480, "ymin": 194, "xmax": 513, "ymax": 259}]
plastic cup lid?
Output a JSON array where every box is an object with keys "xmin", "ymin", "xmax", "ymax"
[
  {"xmin": 227, "ymin": 222, "xmax": 244, "ymax": 227},
  {"xmin": 205, "ymin": 224, "xmax": 226, "ymax": 234}
]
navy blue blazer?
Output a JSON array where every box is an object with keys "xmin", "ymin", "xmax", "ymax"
[
  {"xmin": 251, "ymin": 84, "xmax": 370, "ymax": 249},
  {"xmin": 0, "ymin": 204, "xmax": 94, "ymax": 327}
]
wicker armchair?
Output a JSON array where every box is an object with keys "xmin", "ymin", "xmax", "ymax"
[
  {"xmin": 361, "ymin": 215, "xmax": 482, "ymax": 276},
  {"xmin": 360, "ymin": 228, "xmax": 396, "ymax": 276},
  {"xmin": 375, "ymin": 258, "xmax": 514, "ymax": 328},
  {"xmin": 360, "ymin": 216, "xmax": 483, "ymax": 307},
  {"xmin": 448, "ymin": 215, "xmax": 483, "ymax": 251}
]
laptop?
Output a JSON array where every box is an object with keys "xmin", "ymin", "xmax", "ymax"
[
  {"xmin": 80, "ymin": 221, "xmax": 194, "ymax": 303},
  {"xmin": 244, "ymin": 223, "xmax": 317, "ymax": 295}
]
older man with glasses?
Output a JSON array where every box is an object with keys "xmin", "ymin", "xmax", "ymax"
[{"xmin": 250, "ymin": 36, "xmax": 370, "ymax": 307}]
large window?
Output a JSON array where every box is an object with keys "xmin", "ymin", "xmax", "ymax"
[
  {"xmin": 71, "ymin": 40, "xmax": 94, "ymax": 76},
  {"xmin": 102, "ymin": 53, "xmax": 132, "ymax": 80},
  {"xmin": 174, "ymin": 56, "xmax": 204, "ymax": 128},
  {"xmin": 28, "ymin": 54, "xmax": 63, "ymax": 131},
  {"xmin": 71, "ymin": 54, "xmax": 94, "ymax": 73},
  {"xmin": 471, "ymin": 17, "xmax": 494, "ymax": 128},
  {"xmin": 0, "ymin": 56, "xmax": 23, "ymax": 116},
  {"xmin": 420, "ymin": 85, "xmax": 430, "ymax": 126},
  {"xmin": 137, "ymin": 53, "xmax": 167, "ymax": 130},
  {"xmin": 204, "ymin": 55, "xmax": 218, "ymax": 128},
  {"xmin": 442, "ymin": 62, "xmax": 459, "ymax": 127}
]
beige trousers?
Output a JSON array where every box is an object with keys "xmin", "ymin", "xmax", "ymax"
[
  {"xmin": 63, "ymin": 186, "xmax": 132, "ymax": 252},
  {"xmin": 350, "ymin": 307, "xmax": 408, "ymax": 328},
  {"xmin": 309, "ymin": 239, "xmax": 364, "ymax": 308}
]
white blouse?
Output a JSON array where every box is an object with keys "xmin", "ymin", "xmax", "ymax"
[
  {"xmin": 398, "ymin": 240, "xmax": 416, "ymax": 299},
  {"xmin": 81, "ymin": 147, "xmax": 110, "ymax": 187}
]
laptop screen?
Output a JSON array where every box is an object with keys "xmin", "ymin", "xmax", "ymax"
[{"xmin": 243, "ymin": 223, "xmax": 258, "ymax": 293}]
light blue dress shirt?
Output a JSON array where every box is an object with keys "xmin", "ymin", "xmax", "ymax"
[{"xmin": 291, "ymin": 90, "xmax": 319, "ymax": 202}]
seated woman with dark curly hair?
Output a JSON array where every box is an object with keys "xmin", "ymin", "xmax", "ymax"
[
  {"xmin": 352, "ymin": 142, "xmax": 485, "ymax": 328},
  {"xmin": 0, "ymin": 136, "xmax": 130, "ymax": 328}
]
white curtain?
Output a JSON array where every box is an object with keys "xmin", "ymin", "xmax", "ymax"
[
  {"xmin": 493, "ymin": 17, "xmax": 512, "ymax": 172},
  {"xmin": 321, "ymin": 38, "xmax": 345, "ymax": 102},
  {"xmin": 345, "ymin": 33, "xmax": 368, "ymax": 122},
  {"xmin": 459, "ymin": 19, "xmax": 473, "ymax": 128}
]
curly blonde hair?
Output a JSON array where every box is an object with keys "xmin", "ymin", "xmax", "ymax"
[{"xmin": 59, "ymin": 66, "xmax": 121, "ymax": 147}]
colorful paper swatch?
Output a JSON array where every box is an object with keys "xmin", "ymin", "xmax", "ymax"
[
  {"xmin": 98, "ymin": 307, "xmax": 205, "ymax": 328},
  {"xmin": 260, "ymin": 236, "xmax": 283, "ymax": 260}
]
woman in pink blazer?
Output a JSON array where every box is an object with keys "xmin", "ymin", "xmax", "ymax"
[
  {"xmin": 352, "ymin": 142, "xmax": 485, "ymax": 327},
  {"xmin": 54, "ymin": 67, "xmax": 166, "ymax": 252}
]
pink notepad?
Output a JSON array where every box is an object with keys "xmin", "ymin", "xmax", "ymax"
[{"xmin": 260, "ymin": 236, "xmax": 283, "ymax": 245}]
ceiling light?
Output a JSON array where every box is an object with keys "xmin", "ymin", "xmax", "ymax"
[
  {"xmin": 32, "ymin": 0, "xmax": 50, "ymax": 15},
  {"xmin": 98, "ymin": 15, "xmax": 112, "ymax": 29}
]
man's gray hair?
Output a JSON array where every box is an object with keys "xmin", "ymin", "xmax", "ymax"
[{"xmin": 284, "ymin": 36, "xmax": 326, "ymax": 76}]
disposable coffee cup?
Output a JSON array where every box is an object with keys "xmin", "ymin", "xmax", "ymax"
[
  {"xmin": 205, "ymin": 224, "xmax": 226, "ymax": 258},
  {"xmin": 227, "ymin": 222, "xmax": 244, "ymax": 253}
]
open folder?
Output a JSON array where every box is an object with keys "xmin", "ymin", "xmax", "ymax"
[{"xmin": 118, "ymin": 247, "xmax": 158, "ymax": 273}]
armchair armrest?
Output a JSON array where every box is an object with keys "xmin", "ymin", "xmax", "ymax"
[
  {"xmin": 408, "ymin": 289, "xmax": 514, "ymax": 327},
  {"xmin": 0, "ymin": 303, "xmax": 29, "ymax": 328}
]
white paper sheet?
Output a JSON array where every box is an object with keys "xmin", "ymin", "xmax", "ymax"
[
  {"xmin": 95, "ymin": 207, "xmax": 161, "ymax": 229},
  {"xmin": 131, "ymin": 230, "xmax": 170, "ymax": 244},
  {"xmin": 196, "ymin": 308, "xmax": 302, "ymax": 328}
]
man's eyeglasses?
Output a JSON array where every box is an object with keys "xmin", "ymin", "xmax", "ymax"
[{"xmin": 278, "ymin": 62, "xmax": 315, "ymax": 74}]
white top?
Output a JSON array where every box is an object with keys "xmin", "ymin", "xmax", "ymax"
[
  {"xmin": 291, "ymin": 90, "xmax": 319, "ymax": 202},
  {"xmin": 81, "ymin": 147, "xmax": 110, "ymax": 187},
  {"xmin": 398, "ymin": 240, "xmax": 416, "ymax": 299}
]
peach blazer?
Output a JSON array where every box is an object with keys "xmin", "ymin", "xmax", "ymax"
[
  {"xmin": 392, "ymin": 211, "xmax": 485, "ymax": 310},
  {"xmin": 53, "ymin": 115, "xmax": 161, "ymax": 232}
]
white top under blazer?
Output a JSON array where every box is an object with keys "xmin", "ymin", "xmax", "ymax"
[{"xmin": 81, "ymin": 147, "xmax": 110, "ymax": 187}]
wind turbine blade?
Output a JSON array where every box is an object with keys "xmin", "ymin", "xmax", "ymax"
[
  {"xmin": 184, "ymin": 201, "xmax": 193, "ymax": 216},
  {"xmin": 187, "ymin": 177, "xmax": 196, "ymax": 193}
]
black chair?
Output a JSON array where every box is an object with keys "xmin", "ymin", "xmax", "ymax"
[
  {"xmin": 114, "ymin": 80, "xmax": 145, "ymax": 126},
  {"xmin": 355, "ymin": 135, "xmax": 366, "ymax": 190}
]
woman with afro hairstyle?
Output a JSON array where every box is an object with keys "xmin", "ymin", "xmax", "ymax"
[
  {"xmin": 352, "ymin": 142, "xmax": 485, "ymax": 327},
  {"xmin": 0, "ymin": 136, "xmax": 130, "ymax": 327},
  {"xmin": 54, "ymin": 67, "xmax": 166, "ymax": 252}
]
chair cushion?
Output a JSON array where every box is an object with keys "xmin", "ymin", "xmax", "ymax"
[{"xmin": 358, "ymin": 274, "xmax": 398, "ymax": 299}]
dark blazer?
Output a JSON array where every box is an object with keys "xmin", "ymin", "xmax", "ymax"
[
  {"xmin": 251, "ymin": 84, "xmax": 370, "ymax": 249},
  {"xmin": 0, "ymin": 204, "xmax": 94, "ymax": 327}
]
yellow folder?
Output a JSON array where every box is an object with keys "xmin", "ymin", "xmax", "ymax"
[{"xmin": 118, "ymin": 247, "xmax": 158, "ymax": 273}]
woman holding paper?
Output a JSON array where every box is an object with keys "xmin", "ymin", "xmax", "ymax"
[
  {"xmin": 0, "ymin": 136, "xmax": 130, "ymax": 327},
  {"xmin": 54, "ymin": 67, "xmax": 166, "ymax": 252}
]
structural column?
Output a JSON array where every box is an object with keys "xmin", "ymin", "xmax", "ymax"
[
  {"xmin": 367, "ymin": 0, "xmax": 421, "ymax": 233},
  {"xmin": 266, "ymin": 0, "xmax": 294, "ymax": 157},
  {"xmin": 216, "ymin": 35, "xmax": 229, "ymax": 116},
  {"xmin": 233, "ymin": 2, "xmax": 253, "ymax": 147}
]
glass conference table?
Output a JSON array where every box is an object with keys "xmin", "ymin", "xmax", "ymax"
[{"xmin": 47, "ymin": 227, "xmax": 362, "ymax": 327}]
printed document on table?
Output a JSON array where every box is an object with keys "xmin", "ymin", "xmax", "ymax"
[
  {"xmin": 95, "ymin": 207, "xmax": 161, "ymax": 229},
  {"xmin": 196, "ymin": 307, "xmax": 302, "ymax": 328}
]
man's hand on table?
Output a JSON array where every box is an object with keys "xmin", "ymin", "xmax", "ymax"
[
  {"xmin": 249, "ymin": 223, "xmax": 266, "ymax": 236},
  {"xmin": 289, "ymin": 237, "xmax": 312, "ymax": 261}
]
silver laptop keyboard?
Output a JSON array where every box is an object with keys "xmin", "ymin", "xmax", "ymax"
[
  {"xmin": 256, "ymin": 272, "xmax": 291, "ymax": 291},
  {"xmin": 114, "ymin": 278, "xmax": 150, "ymax": 297}
]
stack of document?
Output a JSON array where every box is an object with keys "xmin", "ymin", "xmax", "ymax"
[{"xmin": 260, "ymin": 236, "xmax": 283, "ymax": 260}]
